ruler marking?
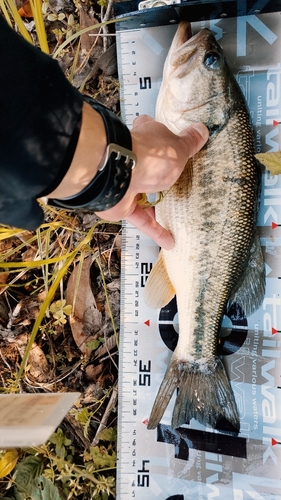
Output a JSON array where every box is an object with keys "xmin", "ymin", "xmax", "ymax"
[{"xmin": 117, "ymin": 17, "xmax": 281, "ymax": 498}]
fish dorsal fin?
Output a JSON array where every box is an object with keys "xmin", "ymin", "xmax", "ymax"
[
  {"xmin": 143, "ymin": 251, "xmax": 175, "ymax": 309},
  {"xmin": 227, "ymin": 231, "xmax": 265, "ymax": 317}
]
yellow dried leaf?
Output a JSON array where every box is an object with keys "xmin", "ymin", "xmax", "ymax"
[
  {"xmin": 255, "ymin": 151, "xmax": 281, "ymax": 175},
  {"xmin": 0, "ymin": 449, "xmax": 19, "ymax": 478}
]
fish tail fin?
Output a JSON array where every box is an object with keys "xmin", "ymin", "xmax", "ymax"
[{"xmin": 147, "ymin": 356, "xmax": 240, "ymax": 432}]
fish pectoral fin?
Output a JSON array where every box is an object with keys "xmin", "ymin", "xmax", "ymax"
[
  {"xmin": 147, "ymin": 355, "xmax": 240, "ymax": 432},
  {"xmin": 143, "ymin": 251, "xmax": 175, "ymax": 309},
  {"xmin": 228, "ymin": 231, "xmax": 265, "ymax": 317}
]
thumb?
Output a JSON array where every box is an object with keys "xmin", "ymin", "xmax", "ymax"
[
  {"xmin": 133, "ymin": 114, "xmax": 154, "ymax": 127},
  {"xmin": 179, "ymin": 122, "xmax": 209, "ymax": 158}
]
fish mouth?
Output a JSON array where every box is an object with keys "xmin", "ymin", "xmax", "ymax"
[
  {"xmin": 171, "ymin": 22, "xmax": 222, "ymax": 67},
  {"xmin": 174, "ymin": 21, "xmax": 193, "ymax": 46},
  {"xmin": 174, "ymin": 22, "xmax": 215, "ymax": 50}
]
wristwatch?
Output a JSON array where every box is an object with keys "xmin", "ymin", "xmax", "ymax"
[{"xmin": 48, "ymin": 96, "xmax": 137, "ymax": 212}]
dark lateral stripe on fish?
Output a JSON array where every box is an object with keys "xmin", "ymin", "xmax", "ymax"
[{"xmin": 145, "ymin": 23, "xmax": 265, "ymax": 433}]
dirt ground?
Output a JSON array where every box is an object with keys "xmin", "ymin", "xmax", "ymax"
[{"xmin": 0, "ymin": 3, "xmax": 123, "ymax": 498}]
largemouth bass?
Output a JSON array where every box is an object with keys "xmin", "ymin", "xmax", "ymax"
[{"xmin": 144, "ymin": 23, "xmax": 265, "ymax": 432}]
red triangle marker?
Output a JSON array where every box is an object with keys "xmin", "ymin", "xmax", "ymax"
[
  {"xmin": 142, "ymin": 419, "xmax": 149, "ymax": 426},
  {"xmin": 272, "ymin": 222, "xmax": 278, "ymax": 229},
  {"xmin": 144, "ymin": 319, "xmax": 150, "ymax": 327},
  {"xmin": 272, "ymin": 327, "xmax": 278, "ymax": 335},
  {"xmin": 272, "ymin": 438, "xmax": 279, "ymax": 446},
  {"xmin": 273, "ymin": 120, "xmax": 281, "ymax": 127}
]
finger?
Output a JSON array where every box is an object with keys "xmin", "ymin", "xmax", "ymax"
[
  {"xmin": 143, "ymin": 205, "xmax": 155, "ymax": 218},
  {"xmin": 126, "ymin": 205, "xmax": 174, "ymax": 250},
  {"xmin": 179, "ymin": 122, "xmax": 209, "ymax": 158}
]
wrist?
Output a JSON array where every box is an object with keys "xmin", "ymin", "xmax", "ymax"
[
  {"xmin": 46, "ymin": 101, "xmax": 107, "ymax": 199},
  {"xmin": 48, "ymin": 97, "xmax": 136, "ymax": 213}
]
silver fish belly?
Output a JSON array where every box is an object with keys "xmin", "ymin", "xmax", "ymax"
[{"xmin": 144, "ymin": 24, "xmax": 265, "ymax": 432}]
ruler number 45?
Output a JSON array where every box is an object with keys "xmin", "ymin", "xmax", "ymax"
[{"xmin": 137, "ymin": 459, "xmax": 150, "ymax": 487}]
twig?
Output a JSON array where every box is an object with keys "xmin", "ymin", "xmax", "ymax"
[
  {"xmin": 94, "ymin": 334, "xmax": 116, "ymax": 361},
  {"xmin": 0, "ymin": 347, "xmax": 11, "ymax": 370},
  {"xmin": 23, "ymin": 358, "xmax": 85, "ymax": 388},
  {"xmin": 91, "ymin": 383, "xmax": 118, "ymax": 446},
  {"xmin": 99, "ymin": 349, "xmax": 118, "ymax": 364},
  {"xmin": 107, "ymin": 228, "xmax": 121, "ymax": 279},
  {"xmin": 76, "ymin": 25, "xmax": 102, "ymax": 74},
  {"xmin": 101, "ymin": 0, "xmax": 114, "ymax": 51}
]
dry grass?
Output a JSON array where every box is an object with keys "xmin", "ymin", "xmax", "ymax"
[{"xmin": 0, "ymin": 3, "xmax": 122, "ymax": 497}]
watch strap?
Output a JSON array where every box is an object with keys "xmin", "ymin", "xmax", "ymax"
[{"xmin": 48, "ymin": 96, "xmax": 136, "ymax": 212}]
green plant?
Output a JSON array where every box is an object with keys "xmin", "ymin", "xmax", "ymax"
[
  {"xmin": 0, "ymin": 426, "xmax": 117, "ymax": 499},
  {"xmin": 50, "ymin": 299, "xmax": 72, "ymax": 325},
  {"xmin": 69, "ymin": 407, "xmax": 94, "ymax": 438},
  {"xmin": 0, "ymin": 213, "xmax": 120, "ymax": 497}
]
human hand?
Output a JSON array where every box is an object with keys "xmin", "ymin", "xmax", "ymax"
[{"xmin": 96, "ymin": 115, "xmax": 209, "ymax": 249}]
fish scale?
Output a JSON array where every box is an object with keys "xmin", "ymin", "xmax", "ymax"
[
  {"xmin": 144, "ymin": 24, "xmax": 265, "ymax": 431},
  {"xmin": 162, "ymin": 153, "xmax": 252, "ymax": 356}
]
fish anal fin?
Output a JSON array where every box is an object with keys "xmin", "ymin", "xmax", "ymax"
[
  {"xmin": 143, "ymin": 251, "xmax": 175, "ymax": 309},
  {"xmin": 147, "ymin": 355, "xmax": 240, "ymax": 432},
  {"xmin": 228, "ymin": 231, "xmax": 265, "ymax": 317}
]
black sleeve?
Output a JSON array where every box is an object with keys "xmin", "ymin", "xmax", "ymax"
[{"xmin": 0, "ymin": 16, "xmax": 84, "ymax": 229}]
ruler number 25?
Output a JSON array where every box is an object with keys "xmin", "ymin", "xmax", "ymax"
[{"xmin": 141, "ymin": 262, "xmax": 152, "ymax": 287}]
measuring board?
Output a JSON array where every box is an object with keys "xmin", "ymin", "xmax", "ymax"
[{"xmin": 115, "ymin": 3, "xmax": 281, "ymax": 499}]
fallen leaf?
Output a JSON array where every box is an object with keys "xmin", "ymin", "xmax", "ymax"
[
  {"xmin": 0, "ymin": 272, "xmax": 9, "ymax": 285},
  {"xmin": 0, "ymin": 296, "xmax": 9, "ymax": 326},
  {"xmin": 18, "ymin": 0, "xmax": 33, "ymax": 17},
  {"xmin": 79, "ymin": 8, "xmax": 102, "ymax": 57},
  {"xmin": 256, "ymin": 151, "xmax": 281, "ymax": 175},
  {"xmin": 16, "ymin": 333, "xmax": 50, "ymax": 382},
  {"xmin": 85, "ymin": 362, "xmax": 104, "ymax": 382},
  {"xmin": 0, "ymin": 449, "xmax": 19, "ymax": 478},
  {"xmin": 66, "ymin": 256, "xmax": 102, "ymax": 355},
  {"xmin": 21, "ymin": 247, "xmax": 37, "ymax": 261}
]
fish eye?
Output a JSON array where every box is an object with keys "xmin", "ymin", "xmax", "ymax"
[{"xmin": 204, "ymin": 51, "xmax": 222, "ymax": 70}]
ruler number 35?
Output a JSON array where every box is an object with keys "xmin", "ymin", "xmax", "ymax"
[{"xmin": 139, "ymin": 360, "xmax": 151, "ymax": 386}]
